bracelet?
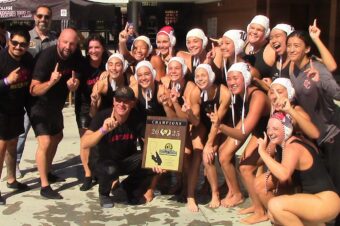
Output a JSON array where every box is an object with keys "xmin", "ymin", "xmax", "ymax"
[
  {"xmin": 99, "ymin": 127, "xmax": 107, "ymax": 135},
  {"xmin": 4, "ymin": 78, "xmax": 9, "ymax": 86}
]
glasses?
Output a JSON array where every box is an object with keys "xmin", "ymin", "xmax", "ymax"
[
  {"xmin": 36, "ymin": 14, "xmax": 50, "ymax": 20},
  {"xmin": 10, "ymin": 40, "xmax": 29, "ymax": 48}
]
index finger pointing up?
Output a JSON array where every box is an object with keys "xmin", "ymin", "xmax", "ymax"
[
  {"xmin": 310, "ymin": 59, "xmax": 314, "ymax": 70},
  {"xmin": 111, "ymin": 108, "xmax": 115, "ymax": 119},
  {"xmin": 273, "ymin": 88, "xmax": 280, "ymax": 99},
  {"xmin": 72, "ymin": 70, "xmax": 76, "ymax": 80},
  {"xmin": 54, "ymin": 63, "xmax": 59, "ymax": 72},
  {"xmin": 313, "ymin": 18, "xmax": 317, "ymax": 27}
]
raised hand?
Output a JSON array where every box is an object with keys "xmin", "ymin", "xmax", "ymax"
[
  {"xmin": 67, "ymin": 70, "xmax": 79, "ymax": 91},
  {"xmin": 257, "ymin": 132, "xmax": 268, "ymax": 156},
  {"xmin": 304, "ymin": 59, "xmax": 320, "ymax": 82},
  {"xmin": 49, "ymin": 63, "xmax": 61, "ymax": 86},
  {"xmin": 102, "ymin": 108, "xmax": 118, "ymax": 133},
  {"xmin": 309, "ymin": 19, "xmax": 321, "ymax": 41},
  {"xmin": 90, "ymin": 82, "xmax": 101, "ymax": 106},
  {"xmin": 262, "ymin": 77, "xmax": 272, "ymax": 87},
  {"xmin": 207, "ymin": 104, "xmax": 220, "ymax": 128},
  {"xmin": 159, "ymin": 87, "xmax": 172, "ymax": 107},
  {"xmin": 273, "ymin": 89, "xmax": 291, "ymax": 112},
  {"xmin": 204, "ymin": 43, "xmax": 216, "ymax": 64},
  {"xmin": 6, "ymin": 67, "xmax": 21, "ymax": 84},
  {"xmin": 181, "ymin": 96, "xmax": 191, "ymax": 113},
  {"xmin": 170, "ymin": 86, "xmax": 180, "ymax": 103},
  {"xmin": 119, "ymin": 23, "xmax": 129, "ymax": 43}
]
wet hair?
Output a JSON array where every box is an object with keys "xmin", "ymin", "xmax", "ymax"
[
  {"xmin": 33, "ymin": 5, "xmax": 52, "ymax": 16},
  {"xmin": 10, "ymin": 26, "xmax": 30, "ymax": 43},
  {"xmin": 84, "ymin": 33, "xmax": 109, "ymax": 62},
  {"xmin": 287, "ymin": 30, "xmax": 313, "ymax": 57}
]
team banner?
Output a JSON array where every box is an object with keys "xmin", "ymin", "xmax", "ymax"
[
  {"xmin": 0, "ymin": 0, "xmax": 117, "ymax": 20},
  {"xmin": 142, "ymin": 116, "xmax": 187, "ymax": 172}
]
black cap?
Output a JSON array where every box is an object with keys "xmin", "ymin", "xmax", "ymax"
[{"xmin": 114, "ymin": 86, "xmax": 135, "ymax": 101}]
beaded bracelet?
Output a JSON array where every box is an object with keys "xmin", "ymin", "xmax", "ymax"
[{"xmin": 4, "ymin": 78, "xmax": 9, "ymax": 86}]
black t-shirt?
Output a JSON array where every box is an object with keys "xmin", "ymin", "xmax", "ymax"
[
  {"xmin": 0, "ymin": 49, "xmax": 34, "ymax": 115},
  {"xmin": 75, "ymin": 57, "xmax": 105, "ymax": 115},
  {"xmin": 89, "ymin": 108, "xmax": 145, "ymax": 161},
  {"xmin": 30, "ymin": 45, "xmax": 82, "ymax": 112}
]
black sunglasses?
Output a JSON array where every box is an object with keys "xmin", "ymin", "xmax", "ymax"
[
  {"xmin": 36, "ymin": 14, "xmax": 50, "ymax": 19},
  {"xmin": 10, "ymin": 40, "xmax": 29, "ymax": 48}
]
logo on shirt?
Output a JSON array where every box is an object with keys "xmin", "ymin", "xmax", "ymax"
[
  {"xmin": 303, "ymin": 79, "xmax": 311, "ymax": 89},
  {"xmin": 29, "ymin": 41, "xmax": 36, "ymax": 48},
  {"xmin": 10, "ymin": 68, "xmax": 32, "ymax": 89},
  {"xmin": 110, "ymin": 133, "xmax": 134, "ymax": 142}
]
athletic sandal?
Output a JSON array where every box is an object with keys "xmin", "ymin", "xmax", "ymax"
[
  {"xmin": 7, "ymin": 181, "xmax": 30, "ymax": 191},
  {"xmin": 99, "ymin": 195, "xmax": 114, "ymax": 208},
  {"xmin": 40, "ymin": 186, "xmax": 63, "ymax": 199}
]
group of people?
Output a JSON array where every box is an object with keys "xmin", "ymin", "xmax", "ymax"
[{"xmin": 0, "ymin": 4, "xmax": 340, "ymax": 226}]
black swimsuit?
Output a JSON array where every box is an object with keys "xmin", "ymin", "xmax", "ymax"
[
  {"xmin": 200, "ymin": 85, "xmax": 221, "ymax": 130},
  {"xmin": 242, "ymin": 43, "xmax": 272, "ymax": 77},
  {"xmin": 291, "ymin": 139, "xmax": 336, "ymax": 194},
  {"xmin": 136, "ymin": 82, "xmax": 166, "ymax": 122}
]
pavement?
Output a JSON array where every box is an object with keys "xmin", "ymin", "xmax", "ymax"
[{"xmin": 0, "ymin": 106, "xmax": 271, "ymax": 226}]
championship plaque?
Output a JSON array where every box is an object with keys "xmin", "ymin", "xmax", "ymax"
[{"xmin": 142, "ymin": 116, "xmax": 188, "ymax": 172}]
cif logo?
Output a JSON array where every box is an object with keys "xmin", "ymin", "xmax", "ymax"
[
  {"xmin": 160, "ymin": 129, "xmax": 171, "ymax": 136},
  {"xmin": 165, "ymin": 143, "xmax": 173, "ymax": 150}
]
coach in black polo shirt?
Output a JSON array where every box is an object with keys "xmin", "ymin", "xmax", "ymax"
[{"xmin": 29, "ymin": 27, "xmax": 81, "ymax": 199}]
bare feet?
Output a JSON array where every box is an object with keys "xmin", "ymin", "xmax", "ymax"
[
  {"xmin": 240, "ymin": 212, "xmax": 269, "ymax": 224},
  {"xmin": 238, "ymin": 205, "xmax": 255, "ymax": 215},
  {"xmin": 221, "ymin": 193, "xmax": 244, "ymax": 208},
  {"xmin": 209, "ymin": 192, "xmax": 220, "ymax": 208},
  {"xmin": 187, "ymin": 197, "xmax": 199, "ymax": 212},
  {"xmin": 143, "ymin": 189, "xmax": 154, "ymax": 203}
]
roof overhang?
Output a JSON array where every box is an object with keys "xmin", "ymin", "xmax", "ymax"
[{"xmin": 88, "ymin": 0, "xmax": 219, "ymax": 4}]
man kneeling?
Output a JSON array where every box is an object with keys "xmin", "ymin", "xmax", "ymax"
[{"xmin": 81, "ymin": 86, "xmax": 151, "ymax": 208}]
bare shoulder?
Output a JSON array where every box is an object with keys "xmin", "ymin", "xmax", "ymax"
[
  {"xmin": 176, "ymin": 51, "xmax": 190, "ymax": 59},
  {"xmin": 161, "ymin": 76, "xmax": 170, "ymax": 87},
  {"xmin": 151, "ymin": 54, "xmax": 163, "ymax": 64},
  {"xmin": 263, "ymin": 43, "xmax": 276, "ymax": 66},
  {"xmin": 219, "ymin": 84, "xmax": 231, "ymax": 100}
]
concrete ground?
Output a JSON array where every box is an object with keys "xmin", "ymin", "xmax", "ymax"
[{"xmin": 0, "ymin": 107, "xmax": 271, "ymax": 226}]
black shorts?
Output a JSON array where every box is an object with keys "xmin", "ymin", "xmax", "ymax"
[
  {"xmin": 29, "ymin": 107, "xmax": 64, "ymax": 136},
  {"xmin": 75, "ymin": 112, "xmax": 92, "ymax": 129},
  {"xmin": 0, "ymin": 114, "xmax": 24, "ymax": 140}
]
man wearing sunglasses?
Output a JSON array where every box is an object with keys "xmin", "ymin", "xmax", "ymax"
[
  {"xmin": 14, "ymin": 5, "xmax": 58, "ymax": 180},
  {"xmin": 81, "ymin": 86, "xmax": 152, "ymax": 208},
  {"xmin": 29, "ymin": 5, "xmax": 57, "ymax": 58},
  {"xmin": 0, "ymin": 28, "xmax": 34, "ymax": 205}
]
